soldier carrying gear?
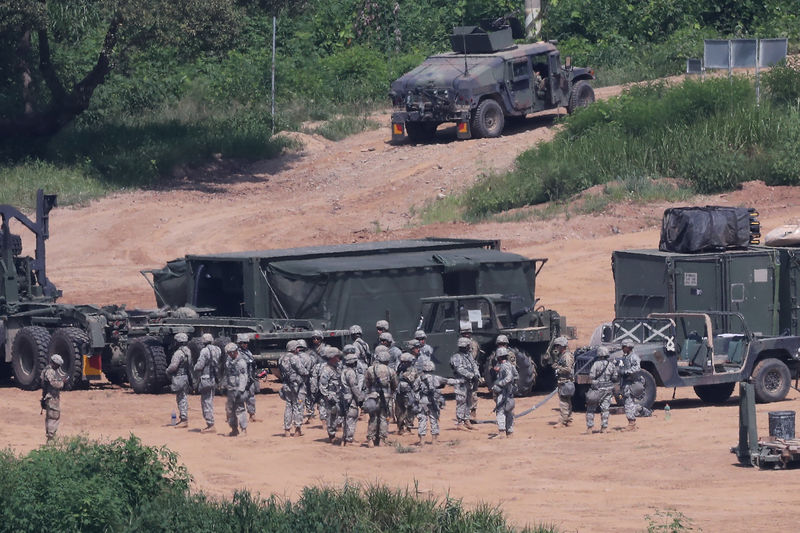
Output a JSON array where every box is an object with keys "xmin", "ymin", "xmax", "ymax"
[
  {"xmin": 41, "ymin": 353, "xmax": 66, "ymax": 442},
  {"xmin": 340, "ymin": 349, "xmax": 365, "ymax": 446},
  {"xmin": 459, "ymin": 323, "xmax": 481, "ymax": 420},
  {"xmin": 279, "ymin": 339, "xmax": 307, "ymax": 437},
  {"xmin": 224, "ymin": 342, "xmax": 248, "ymax": 436},
  {"xmin": 376, "ymin": 319, "xmax": 390, "ymax": 332},
  {"xmin": 195, "ymin": 332, "xmax": 222, "ymax": 432},
  {"xmin": 309, "ymin": 332, "xmax": 331, "ymax": 422},
  {"xmin": 395, "ymin": 352, "xmax": 420, "ymax": 435},
  {"xmin": 451, "ymin": 336, "xmax": 480, "ymax": 430},
  {"xmin": 166, "ymin": 332, "xmax": 192, "ymax": 428},
  {"xmin": 551, "ymin": 335, "xmax": 575, "ymax": 429},
  {"xmin": 363, "ymin": 346, "xmax": 398, "ymax": 448},
  {"xmin": 492, "ymin": 347, "xmax": 516, "ymax": 437},
  {"xmin": 415, "ymin": 329, "xmax": 435, "ymax": 362},
  {"xmin": 414, "ymin": 358, "xmax": 450, "ymax": 445},
  {"xmin": 349, "ymin": 325, "xmax": 372, "ymax": 364},
  {"xmin": 318, "ymin": 347, "xmax": 343, "ymax": 443},
  {"xmin": 378, "ymin": 331, "xmax": 402, "ymax": 371},
  {"xmin": 237, "ymin": 334, "xmax": 260, "ymax": 422},
  {"xmin": 585, "ymin": 346, "xmax": 618, "ymax": 434},
  {"xmin": 619, "ymin": 338, "xmax": 647, "ymax": 430}
]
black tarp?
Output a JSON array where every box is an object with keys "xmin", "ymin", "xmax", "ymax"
[
  {"xmin": 150, "ymin": 259, "xmax": 193, "ymax": 308},
  {"xmin": 659, "ymin": 206, "xmax": 752, "ymax": 253}
]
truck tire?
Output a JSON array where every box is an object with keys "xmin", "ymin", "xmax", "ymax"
[
  {"xmin": 694, "ymin": 382, "xmax": 736, "ymax": 404},
  {"xmin": 11, "ymin": 326, "xmax": 51, "ymax": 390},
  {"xmin": 471, "ymin": 99, "xmax": 505, "ymax": 138},
  {"xmin": 633, "ymin": 369, "xmax": 657, "ymax": 411},
  {"xmin": 567, "ymin": 80, "xmax": 595, "ymax": 114},
  {"xmin": 406, "ymin": 122, "xmax": 437, "ymax": 143},
  {"xmin": 515, "ymin": 352, "xmax": 537, "ymax": 396},
  {"xmin": 572, "ymin": 384, "xmax": 588, "ymax": 412},
  {"xmin": 105, "ymin": 368, "xmax": 127, "ymax": 385},
  {"xmin": 752, "ymin": 358, "xmax": 791, "ymax": 403},
  {"xmin": 48, "ymin": 327, "xmax": 90, "ymax": 391},
  {"xmin": 126, "ymin": 338, "xmax": 169, "ymax": 394}
]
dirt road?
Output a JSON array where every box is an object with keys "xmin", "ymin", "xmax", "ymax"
[{"xmin": 4, "ymin": 77, "xmax": 800, "ymax": 531}]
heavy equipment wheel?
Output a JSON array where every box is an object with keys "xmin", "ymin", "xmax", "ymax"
[
  {"xmin": 752, "ymin": 358, "xmax": 791, "ymax": 403},
  {"xmin": 694, "ymin": 382, "xmax": 736, "ymax": 404},
  {"xmin": 633, "ymin": 369, "xmax": 657, "ymax": 411},
  {"xmin": 48, "ymin": 327, "xmax": 90, "ymax": 391},
  {"xmin": 126, "ymin": 338, "xmax": 169, "ymax": 394},
  {"xmin": 567, "ymin": 80, "xmax": 595, "ymax": 114},
  {"xmin": 405, "ymin": 122, "xmax": 437, "ymax": 143},
  {"xmin": 471, "ymin": 99, "xmax": 505, "ymax": 138},
  {"xmin": 572, "ymin": 384, "xmax": 588, "ymax": 412},
  {"xmin": 11, "ymin": 326, "xmax": 51, "ymax": 390},
  {"xmin": 515, "ymin": 351, "xmax": 537, "ymax": 396}
]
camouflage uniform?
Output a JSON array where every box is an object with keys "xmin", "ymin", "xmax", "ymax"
[
  {"xmin": 340, "ymin": 354, "xmax": 365, "ymax": 444},
  {"xmin": 620, "ymin": 348, "xmax": 644, "ymax": 424},
  {"xmin": 461, "ymin": 328, "xmax": 481, "ymax": 419},
  {"xmin": 395, "ymin": 354, "xmax": 420, "ymax": 434},
  {"xmin": 166, "ymin": 341, "xmax": 192, "ymax": 425},
  {"xmin": 40, "ymin": 356, "xmax": 66, "ymax": 441},
  {"xmin": 586, "ymin": 349, "xmax": 618, "ymax": 432},
  {"xmin": 297, "ymin": 344, "xmax": 316, "ymax": 419},
  {"xmin": 493, "ymin": 355, "xmax": 517, "ymax": 435},
  {"xmin": 309, "ymin": 337, "xmax": 331, "ymax": 421},
  {"xmin": 318, "ymin": 350, "xmax": 344, "ymax": 441},
  {"xmin": 194, "ymin": 339, "xmax": 221, "ymax": 429},
  {"xmin": 279, "ymin": 343, "xmax": 308, "ymax": 433},
  {"xmin": 238, "ymin": 343, "xmax": 259, "ymax": 420},
  {"xmin": 551, "ymin": 339, "xmax": 575, "ymax": 427},
  {"xmin": 450, "ymin": 339, "xmax": 479, "ymax": 427},
  {"xmin": 350, "ymin": 325, "xmax": 372, "ymax": 365},
  {"xmin": 224, "ymin": 345, "xmax": 249, "ymax": 435},
  {"xmin": 363, "ymin": 355, "xmax": 398, "ymax": 446},
  {"xmin": 415, "ymin": 362, "xmax": 448, "ymax": 443}
]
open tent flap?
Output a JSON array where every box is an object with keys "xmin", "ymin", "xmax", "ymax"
[{"xmin": 151, "ymin": 259, "xmax": 193, "ymax": 308}]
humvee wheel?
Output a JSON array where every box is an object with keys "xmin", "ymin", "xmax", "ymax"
[
  {"xmin": 406, "ymin": 122, "xmax": 437, "ymax": 143},
  {"xmin": 567, "ymin": 80, "xmax": 595, "ymax": 114},
  {"xmin": 515, "ymin": 352, "xmax": 537, "ymax": 396},
  {"xmin": 694, "ymin": 382, "xmax": 736, "ymax": 404},
  {"xmin": 633, "ymin": 369, "xmax": 657, "ymax": 410},
  {"xmin": 48, "ymin": 327, "xmax": 90, "ymax": 390},
  {"xmin": 472, "ymin": 99, "xmax": 505, "ymax": 138},
  {"xmin": 126, "ymin": 338, "xmax": 168, "ymax": 394},
  {"xmin": 752, "ymin": 358, "xmax": 791, "ymax": 403},
  {"xmin": 11, "ymin": 326, "xmax": 51, "ymax": 390}
]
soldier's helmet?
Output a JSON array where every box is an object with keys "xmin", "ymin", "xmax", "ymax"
[
  {"xmin": 407, "ymin": 339, "xmax": 421, "ymax": 349},
  {"xmin": 325, "ymin": 347, "xmax": 342, "ymax": 360},
  {"xmin": 414, "ymin": 329, "xmax": 427, "ymax": 339},
  {"xmin": 376, "ymin": 319, "xmax": 390, "ymax": 330},
  {"xmin": 496, "ymin": 334, "xmax": 509, "ymax": 345},
  {"xmin": 343, "ymin": 352, "xmax": 358, "ymax": 365},
  {"xmin": 201, "ymin": 333, "xmax": 214, "ymax": 344},
  {"xmin": 495, "ymin": 347, "xmax": 509, "ymax": 359},
  {"xmin": 349, "ymin": 325, "xmax": 363, "ymax": 335},
  {"xmin": 374, "ymin": 345, "xmax": 389, "ymax": 356},
  {"xmin": 296, "ymin": 339, "xmax": 308, "ymax": 349},
  {"xmin": 286, "ymin": 340, "xmax": 298, "ymax": 352},
  {"xmin": 422, "ymin": 360, "xmax": 435, "ymax": 372},
  {"xmin": 343, "ymin": 344, "xmax": 357, "ymax": 354},
  {"xmin": 459, "ymin": 321, "xmax": 473, "ymax": 333},
  {"xmin": 51, "ymin": 353, "xmax": 64, "ymax": 366},
  {"xmin": 311, "ymin": 330, "xmax": 324, "ymax": 339},
  {"xmin": 225, "ymin": 342, "xmax": 238, "ymax": 353},
  {"xmin": 379, "ymin": 331, "xmax": 393, "ymax": 343},
  {"xmin": 596, "ymin": 346, "xmax": 610, "ymax": 358},
  {"xmin": 236, "ymin": 333, "xmax": 250, "ymax": 344},
  {"xmin": 375, "ymin": 347, "xmax": 392, "ymax": 363},
  {"xmin": 174, "ymin": 332, "xmax": 189, "ymax": 343},
  {"xmin": 399, "ymin": 352, "xmax": 415, "ymax": 364},
  {"xmin": 457, "ymin": 336, "xmax": 471, "ymax": 348},
  {"xmin": 621, "ymin": 339, "xmax": 635, "ymax": 349},
  {"xmin": 553, "ymin": 336, "xmax": 569, "ymax": 347}
]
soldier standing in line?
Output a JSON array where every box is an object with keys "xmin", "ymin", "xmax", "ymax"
[
  {"xmin": 296, "ymin": 339, "xmax": 316, "ymax": 421},
  {"xmin": 363, "ymin": 347, "xmax": 398, "ymax": 447},
  {"xmin": 279, "ymin": 340, "xmax": 307, "ymax": 437},
  {"xmin": 619, "ymin": 339, "xmax": 645, "ymax": 431},
  {"xmin": 378, "ymin": 331, "xmax": 402, "ymax": 371},
  {"xmin": 492, "ymin": 348, "xmax": 517, "ymax": 438},
  {"xmin": 194, "ymin": 333, "xmax": 220, "ymax": 433},
  {"xmin": 309, "ymin": 330, "xmax": 330, "ymax": 422},
  {"xmin": 451, "ymin": 336, "xmax": 479, "ymax": 430},
  {"xmin": 410, "ymin": 339, "xmax": 429, "ymax": 372},
  {"xmin": 224, "ymin": 342, "xmax": 248, "ymax": 436},
  {"xmin": 374, "ymin": 319, "xmax": 390, "ymax": 350},
  {"xmin": 585, "ymin": 346, "xmax": 618, "ymax": 434},
  {"xmin": 395, "ymin": 352, "xmax": 420, "ymax": 435},
  {"xmin": 551, "ymin": 336, "xmax": 575, "ymax": 428},
  {"xmin": 415, "ymin": 330, "xmax": 434, "ymax": 361},
  {"xmin": 40, "ymin": 353, "xmax": 66, "ymax": 442},
  {"xmin": 237, "ymin": 334, "xmax": 260, "ymax": 422},
  {"xmin": 459, "ymin": 322, "xmax": 481, "ymax": 420},
  {"xmin": 340, "ymin": 350, "xmax": 365, "ymax": 446},
  {"xmin": 318, "ymin": 347, "xmax": 343, "ymax": 444},
  {"xmin": 166, "ymin": 332, "xmax": 192, "ymax": 428},
  {"xmin": 414, "ymin": 360, "xmax": 449, "ymax": 445},
  {"xmin": 350, "ymin": 325, "xmax": 372, "ymax": 364}
]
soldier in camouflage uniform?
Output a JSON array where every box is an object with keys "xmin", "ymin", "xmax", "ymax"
[
  {"xmin": 551, "ymin": 336, "xmax": 575, "ymax": 428},
  {"xmin": 363, "ymin": 347, "xmax": 398, "ymax": 447},
  {"xmin": 166, "ymin": 332, "xmax": 192, "ymax": 428},
  {"xmin": 410, "ymin": 339, "xmax": 431, "ymax": 373},
  {"xmin": 237, "ymin": 334, "xmax": 260, "ymax": 422},
  {"xmin": 340, "ymin": 350, "xmax": 365, "ymax": 446},
  {"xmin": 415, "ymin": 330, "xmax": 434, "ymax": 361},
  {"xmin": 279, "ymin": 340, "xmax": 308, "ymax": 437},
  {"xmin": 41, "ymin": 353, "xmax": 66, "ymax": 442},
  {"xmin": 619, "ymin": 338, "xmax": 646, "ymax": 431},
  {"xmin": 492, "ymin": 348, "xmax": 517, "ymax": 437},
  {"xmin": 395, "ymin": 352, "xmax": 420, "ymax": 435},
  {"xmin": 378, "ymin": 331, "xmax": 402, "ymax": 371},
  {"xmin": 295, "ymin": 339, "xmax": 316, "ymax": 421},
  {"xmin": 308, "ymin": 330, "xmax": 330, "ymax": 422},
  {"xmin": 451, "ymin": 336, "xmax": 480, "ymax": 430},
  {"xmin": 224, "ymin": 342, "xmax": 249, "ymax": 436},
  {"xmin": 350, "ymin": 325, "xmax": 372, "ymax": 365},
  {"xmin": 194, "ymin": 333, "xmax": 220, "ymax": 432},
  {"xmin": 585, "ymin": 346, "xmax": 618, "ymax": 434},
  {"xmin": 374, "ymin": 319, "xmax": 390, "ymax": 348},
  {"xmin": 460, "ymin": 322, "xmax": 481, "ymax": 420},
  {"xmin": 318, "ymin": 347, "xmax": 343, "ymax": 443},
  {"xmin": 415, "ymin": 360, "xmax": 450, "ymax": 445}
]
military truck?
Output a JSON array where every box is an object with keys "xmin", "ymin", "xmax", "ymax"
[
  {"xmin": 414, "ymin": 293, "xmax": 574, "ymax": 395},
  {"xmin": 389, "ymin": 20, "xmax": 595, "ymax": 143},
  {"xmin": 573, "ymin": 312, "xmax": 800, "ymax": 410}
]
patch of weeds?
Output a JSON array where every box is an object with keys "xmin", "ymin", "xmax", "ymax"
[{"xmin": 645, "ymin": 509, "xmax": 699, "ymax": 532}]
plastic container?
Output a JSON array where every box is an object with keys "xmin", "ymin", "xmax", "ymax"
[
  {"xmin": 768, "ymin": 410, "xmax": 795, "ymax": 440},
  {"xmin": 171, "ymin": 411, "xmax": 177, "ymax": 426},
  {"xmin": 664, "ymin": 403, "xmax": 671, "ymax": 421}
]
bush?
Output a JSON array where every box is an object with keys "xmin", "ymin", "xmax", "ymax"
[{"xmin": 762, "ymin": 61, "xmax": 800, "ymax": 106}]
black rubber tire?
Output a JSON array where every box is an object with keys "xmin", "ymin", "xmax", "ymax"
[
  {"xmin": 0, "ymin": 232, "xmax": 23, "ymax": 256},
  {"xmin": 483, "ymin": 359, "xmax": 497, "ymax": 391},
  {"xmin": 515, "ymin": 351, "xmax": 537, "ymax": 396},
  {"xmin": 694, "ymin": 382, "xmax": 736, "ymax": 404},
  {"xmin": 567, "ymin": 80, "xmax": 595, "ymax": 114},
  {"xmin": 48, "ymin": 327, "xmax": 90, "ymax": 391},
  {"xmin": 11, "ymin": 326, "xmax": 51, "ymax": 390},
  {"xmin": 405, "ymin": 122, "xmax": 437, "ymax": 143},
  {"xmin": 0, "ymin": 360, "xmax": 11, "ymax": 380},
  {"xmin": 471, "ymin": 99, "xmax": 505, "ymax": 138},
  {"xmin": 633, "ymin": 369, "xmax": 657, "ymax": 411},
  {"xmin": 572, "ymin": 384, "xmax": 588, "ymax": 412},
  {"xmin": 126, "ymin": 338, "xmax": 169, "ymax": 394},
  {"xmin": 752, "ymin": 358, "xmax": 791, "ymax": 403},
  {"xmin": 105, "ymin": 368, "xmax": 127, "ymax": 385}
]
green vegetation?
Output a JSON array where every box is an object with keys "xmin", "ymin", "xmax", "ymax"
[{"xmin": 0, "ymin": 436, "xmax": 557, "ymax": 533}]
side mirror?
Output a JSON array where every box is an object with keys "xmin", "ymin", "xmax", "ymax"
[{"xmin": 565, "ymin": 56, "xmax": 572, "ymax": 69}]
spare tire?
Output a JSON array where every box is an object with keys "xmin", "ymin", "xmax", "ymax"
[
  {"xmin": 515, "ymin": 351, "xmax": 537, "ymax": 396},
  {"xmin": 11, "ymin": 326, "xmax": 51, "ymax": 390},
  {"xmin": 48, "ymin": 327, "xmax": 90, "ymax": 391},
  {"xmin": 126, "ymin": 338, "xmax": 169, "ymax": 394}
]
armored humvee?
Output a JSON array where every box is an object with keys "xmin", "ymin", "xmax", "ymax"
[{"xmin": 389, "ymin": 21, "xmax": 595, "ymax": 143}]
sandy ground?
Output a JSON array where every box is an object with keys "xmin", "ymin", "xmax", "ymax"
[{"xmin": 4, "ymin": 75, "xmax": 800, "ymax": 531}]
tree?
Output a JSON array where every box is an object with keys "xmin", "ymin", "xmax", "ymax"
[{"xmin": 0, "ymin": 0, "xmax": 244, "ymax": 139}]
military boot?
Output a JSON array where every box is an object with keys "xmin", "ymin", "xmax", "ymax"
[
  {"xmin": 464, "ymin": 420, "xmax": 475, "ymax": 430},
  {"xmin": 625, "ymin": 420, "xmax": 637, "ymax": 431},
  {"xmin": 505, "ymin": 431, "xmax": 513, "ymax": 438},
  {"xmin": 228, "ymin": 428, "xmax": 239, "ymax": 437},
  {"xmin": 600, "ymin": 426, "xmax": 608, "ymax": 434},
  {"xmin": 431, "ymin": 434, "xmax": 438, "ymax": 444},
  {"xmin": 249, "ymin": 414, "xmax": 261, "ymax": 422},
  {"xmin": 294, "ymin": 426, "xmax": 303, "ymax": 437},
  {"xmin": 175, "ymin": 419, "xmax": 188, "ymax": 428},
  {"xmin": 201, "ymin": 425, "xmax": 216, "ymax": 434},
  {"xmin": 417, "ymin": 435, "xmax": 425, "ymax": 446},
  {"xmin": 365, "ymin": 439, "xmax": 375, "ymax": 448},
  {"xmin": 284, "ymin": 428, "xmax": 291, "ymax": 437},
  {"xmin": 583, "ymin": 427, "xmax": 593, "ymax": 435}
]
